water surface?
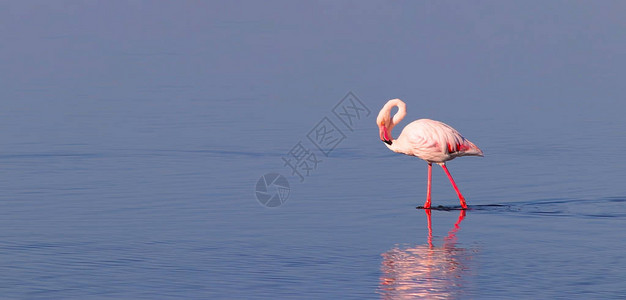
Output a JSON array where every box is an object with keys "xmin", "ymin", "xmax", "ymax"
[{"xmin": 1, "ymin": 1, "xmax": 626, "ymax": 299}]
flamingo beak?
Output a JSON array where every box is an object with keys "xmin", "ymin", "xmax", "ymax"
[{"xmin": 379, "ymin": 124, "xmax": 392, "ymax": 145}]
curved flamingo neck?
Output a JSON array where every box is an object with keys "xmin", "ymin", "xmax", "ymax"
[
  {"xmin": 386, "ymin": 99, "xmax": 406, "ymax": 126},
  {"xmin": 380, "ymin": 99, "xmax": 406, "ymax": 147}
]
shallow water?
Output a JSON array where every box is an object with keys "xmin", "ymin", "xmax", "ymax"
[{"xmin": 2, "ymin": 2, "xmax": 626, "ymax": 299}]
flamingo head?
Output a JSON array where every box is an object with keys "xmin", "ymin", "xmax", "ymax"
[
  {"xmin": 376, "ymin": 111, "xmax": 394, "ymax": 145},
  {"xmin": 377, "ymin": 98, "xmax": 406, "ymax": 146}
]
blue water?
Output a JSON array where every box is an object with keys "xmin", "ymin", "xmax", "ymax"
[{"xmin": 1, "ymin": 1, "xmax": 626, "ymax": 299}]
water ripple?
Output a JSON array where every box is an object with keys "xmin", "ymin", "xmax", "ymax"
[{"xmin": 465, "ymin": 197, "xmax": 626, "ymax": 219}]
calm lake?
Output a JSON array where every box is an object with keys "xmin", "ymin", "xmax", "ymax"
[{"xmin": 1, "ymin": 2, "xmax": 625, "ymax": 299}]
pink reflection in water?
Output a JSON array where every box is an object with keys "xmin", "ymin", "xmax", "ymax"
[{"xmin": 379, "ymin": 210, "xmax": 473, "ymax": 299}]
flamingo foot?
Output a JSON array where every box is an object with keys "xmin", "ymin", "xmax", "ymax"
[
  {"xmin": 422, "ymin": 200, "xmax": 431, "ymax": 209},
  {"xmin": 417, "ymin": 205, "xmax": 463, "ymax": 211},
  {"xmin": 459, "ymin": 197, "xmax": 468, "ymax": 210}
]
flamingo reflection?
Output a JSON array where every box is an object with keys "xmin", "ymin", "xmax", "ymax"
[{"xmin": 379, "ymin": 210, "xmax": 472, "ymax": 299}]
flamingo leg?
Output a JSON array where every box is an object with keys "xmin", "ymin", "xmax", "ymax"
[
  {"xmin": 440, "ymin": 164, "xmax": 468, "ymax": 209},
  {"xmin": 423, "ymin": 163, "xmax": 432, "ymax": 208}
]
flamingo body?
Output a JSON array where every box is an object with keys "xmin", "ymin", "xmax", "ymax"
[
  {"xmin": 390, "ymin": 119, "xmax": 482, "ymax": 163},
  {"xmin": 377, "ymin": 99, "xmax": 483, "ymax": 209}
]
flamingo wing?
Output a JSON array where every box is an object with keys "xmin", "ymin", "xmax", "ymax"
[{"xmin": 397, "ymin": 119, "xmax": 481, "ymax": 161}]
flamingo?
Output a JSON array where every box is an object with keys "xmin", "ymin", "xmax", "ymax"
[{"xmin": 377, "ymin": 99, "xmax": 483, "ymax": 209}]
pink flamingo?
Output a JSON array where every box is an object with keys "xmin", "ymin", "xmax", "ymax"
[{"xmin": 377, "ymin": 99, "xmax": 483, "ymax": 209}]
